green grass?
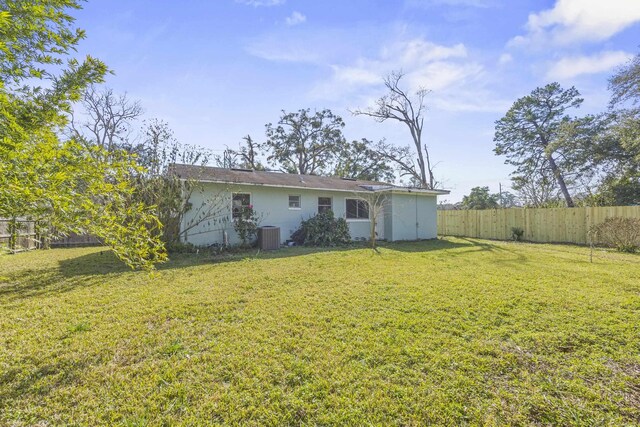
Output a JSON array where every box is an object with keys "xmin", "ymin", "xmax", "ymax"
[{"xmin": 1, "ymin": 238, "xmax": 639, "ymax": 426}]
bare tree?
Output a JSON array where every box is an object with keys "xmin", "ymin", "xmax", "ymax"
[
  {"xmin": 354, "ymin": 188, "xmax": 391, "ymax": 250},
  {"xmin": 69, "ymin": 85, "xmax": 144, "ymax": 155},
  {"xmin": 511, "ymin": 168, "xmax": 562, "ymax": 208},
  {"xmin": 218, "ymin": 135, "xmax": 266, "ymax": 170},
  {"xmin": 132, "ymin": 120, "xmax": 229, "ymax": 244},
  {"xmin": 351, "ymin": 71, "xmax": 436, "ymax": 189}
]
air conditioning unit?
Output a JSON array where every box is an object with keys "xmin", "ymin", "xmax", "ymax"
[{"xmin": 258, "ymin": 226, "xmax": 280, "ymax": 250}]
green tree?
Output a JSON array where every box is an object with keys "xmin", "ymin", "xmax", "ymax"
[
  {"xmin": 265, "ymin": 108, "xmax": 346, "ymax": 175},
  {"xmin": 588, "ymin": 52, "xmax": 640, "ymax": 205},
  {"xmin": 0, "ymin": 0, "xmax": 166, "ymax": 268},
  {"xmin": 461, "ymin": 187, "xmax": 499, "ymax": 210},
  {"xmin": 498, "ymin": 191, "xmax": 520, "ymax": 208},
  {"xmin": 494, "ymin": 83, "xmax": 585, "ymax": 207},
  {"xmin": 331, "ymin": 138, "xmax": 394, "ymax": 182}
]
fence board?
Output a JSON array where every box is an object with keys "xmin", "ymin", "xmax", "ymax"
[
  {"xmin": 438, "ymin": 206, "xmax": 640, "ymax": 245},
  {"xmin": 0, "ymin": 219, "xmax": 101, "ymax": 252},
  {"xmin": 0, "ymin": 219, "xmax": 38, "ymax": 252}
]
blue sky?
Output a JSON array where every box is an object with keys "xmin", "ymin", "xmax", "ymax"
[{"xmin": 73, "ymin": 0, "xmax": 640, "ymax": 202}]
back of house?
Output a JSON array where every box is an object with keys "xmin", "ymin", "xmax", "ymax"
[{"xmin": 171, "ymin": 165, "xmax": 449, "ymax": 247}]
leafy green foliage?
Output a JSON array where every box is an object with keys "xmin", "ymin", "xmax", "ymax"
[
  {"xmin": 291, "ymin": 210, "xmax": 351, "ymax": 246},
  {"xmin": 1, "ymin": 135, "xmax": 167, "ymax": 269},
  {"xmin": 461, "ymin": 186, "xmax": 499, "ymax": 210},
  {"xmin": 332, "ymin": 138, "xmax": 394, "ymax": 182},
  {"xmin": 1, "ymin": 240, "xmax": 639, "ymax": 425},
  {"xmin": 131, "ymin": 120, "xmax": 228, "ymax": 246},
  {"xmin": 589, "ymin": 217, "xmax": 640, "ymax": 253},
  {"xmin": 0, "ymin": 0, "xmax": 85, "ymax": 83},
  {"xmin": 498, "ymin": 52, "xmax": 640, "ymax": 208},
  {"xmin": 494, "ymin": 83, "xmax": 587, "ymax": 207},
  {"xmin": 0, "ymin": 0, "xmax": 166, "ymax": 269},
  {"xmin": 585, "ymin": 52, "xmax": 640, "ymax": 206},
  {"xmin": 233, "ymin": 205, "xmax": 259, "ymax": 246},
  {"xmin": 265, "ymin": 108, "xmax": 346, "ymax": 175}
]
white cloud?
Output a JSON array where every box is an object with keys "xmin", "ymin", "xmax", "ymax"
[
  {"xmin": 387, "ymin": 39, "xmax": 467, "ymax": 64},
  {"xmin": 510, "ymin": 0, "xmax": 640, "ymax": 47},
  {"xmin": 236, "ymin": 0, "xmax": 285, "ymax": 7},
  {"xmin": 307, "ymin": 37, "xmax": 509, "ymax": 112},
  {"xmin": 498, "ymin": 53, "xmax": 512, "ymax": 65},
  {"xmin": 311, "ymin": 38, "xmax": 473, "ymax": 96},
  {"xmin": 546, "ymin": 50, "xmax": 633, "ymax": 80},
  {"xmin": 285, "ymin": 11, "xmax": 306, "ymax": 26},
  {"xmin": 246, "ymin": 26, "xmax": 509, "ymax": 113}
]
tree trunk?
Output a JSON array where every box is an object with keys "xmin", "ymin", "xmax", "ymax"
[{"xmin": 547, "ymin": 155, "xmax": 574, "ymax": 207}]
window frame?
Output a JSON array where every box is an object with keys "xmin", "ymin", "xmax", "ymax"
[
  {"xmin": 288, "ymin": 194, "xmax": 301, "ymax": 210},
  {"xmin": 345, "ymin": 198, "xmax": 370, "ymax": 220},
  {"xmin": 232, "ymin": 192, "xmax": 251, "ymax": 219},
  {"xmin": 317, "ymin": 197, "xmax": 333, "ymax": 214}
]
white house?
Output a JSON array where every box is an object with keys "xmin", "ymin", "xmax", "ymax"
[{"xmin": 172, "ymin": 165, "xmax": 449, "ymax": 246}]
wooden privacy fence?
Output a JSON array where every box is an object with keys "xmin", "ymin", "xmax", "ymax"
[
  {"xmin": 438, "ymin": 206, "xmax": 640, "ymax": 245},
  {"xmin": 0, "ymin": 218, "xmax": 101, "ymax": 252},
  {"xmin": 50, "ymin": 232, "xmax": 101, "ymax": 247},
  {"xmin": 0, "ymin": 219, "xmax": 38, "ymax": 252}
]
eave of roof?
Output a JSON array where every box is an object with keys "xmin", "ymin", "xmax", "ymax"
[{"xmin": 170, "ymin": 164, "xmax": 450, "ymax": 196}]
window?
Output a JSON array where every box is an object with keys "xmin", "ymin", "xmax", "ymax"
[
  {"xmin": 346, "ymin": 198, "xmax": 369, "ymax": 219},
  {"xmin": 318, "ymin": 197, "xmax": 332, "ymax": 213},
  {"xmin": 232, "ymin": 193, "xmax": 251, "ymax": 219},
  {"xmin": 288, "ymin": 195, "xmax": 301, "ymax": 209}
]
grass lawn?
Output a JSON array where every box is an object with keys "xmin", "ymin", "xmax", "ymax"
[{"xmin": 1, "ymin": 238, "xmax": 639, "ymax": 426}]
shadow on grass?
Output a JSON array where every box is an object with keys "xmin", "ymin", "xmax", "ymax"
[
  {"xmin": 0, "ymin": 248, "xmax": 130, "ymax": 302},
  {"xmin": 0, "ymin": 356, "xmax": 90, "ymax": 406},
  {"xmin": 0, "ymin": 238, "xmax": 503, "ymax": 301}
]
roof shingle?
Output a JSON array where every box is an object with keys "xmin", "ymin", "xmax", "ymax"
[{"xmin": 169, "ymin": 164, "xmax": 449, "ymax": 195}]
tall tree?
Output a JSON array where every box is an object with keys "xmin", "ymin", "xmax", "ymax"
[
  {"xmin": 135, "ymin": 120, "xmax": 230, "ymax": 245},
  {"xmin": 69, "ymin": 85, "xmax": 144, "ymax": 156},
  {"xmin": 352, "ymin": 71, "xmax": 436, "ymax": 189},
  {"xmin": 590, "ymin": 52, "xmax": 640, "ymax": 205},
  {"xmin": 0, "ymin": 0, "xmax": 166, "ymax": 269},
  {"xmin": 461, "ymin": 186, "xmax": 499, "ymax": 210},
  {"xmin": 265, "ymin": 108, "xmax": 346, "ymax": 175},
  {"xmin": 219, "ymin": 135, "xmax": 266, "ymax": 170},
  {"xmin": 331, "ymin": 138, "xmax": 394, "ymax": 182},
  {"xmin": 494, "ymin": 83, "xmax": 585, "ymax": 207},
  {"xmin": 511, "ymin": 168, "xmax": 563, "ymax": 208}
]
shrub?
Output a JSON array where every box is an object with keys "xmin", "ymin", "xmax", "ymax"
[
  {"xmin": 291, "ymin": 211, "xmax": 351, "ymax": 246},
  {"xmin": 233, "ymin": 204, "xmax": 259, "ymax": 247},
  {"xmin": 164, "ymin": 241, "xmax": 198, "ymax": 254},
  {"xmin": 511, "ymin": 227, "xmax": 525, "ymax": 241},
  {"xmin": 589, "ymin": 217, "xmax": 640, "ymax": 253}
]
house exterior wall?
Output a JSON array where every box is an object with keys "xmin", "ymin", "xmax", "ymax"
[
  {"xmin": 388, "ymin": 192, "xmax": 438, "ymax": 241},
  {"xmin": 181, "ymin": 182, "xmax": 440, "ymax": 247},
  {"xmin": 181, "ymin": 182, "xmax": 374, "ymax": 246}
]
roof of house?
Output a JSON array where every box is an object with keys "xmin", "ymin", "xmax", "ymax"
[{"xmin": 170, "ymin": 164, "xmax": 449, "ymax": 195}]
